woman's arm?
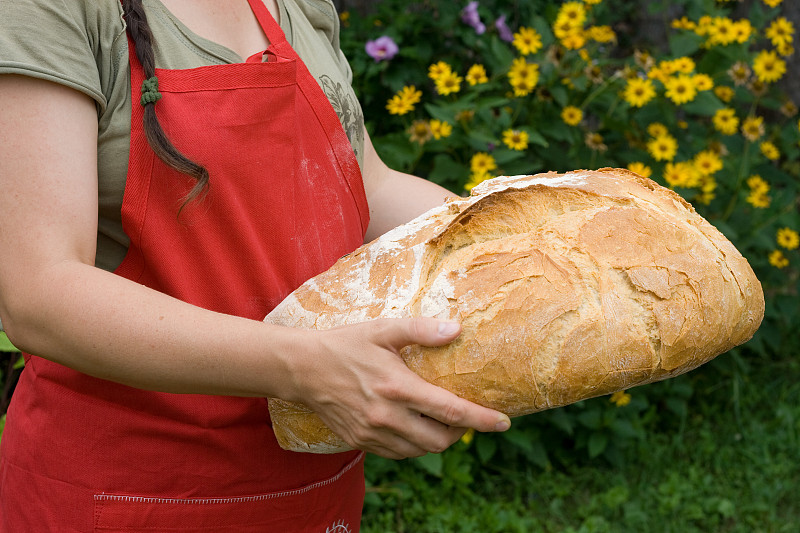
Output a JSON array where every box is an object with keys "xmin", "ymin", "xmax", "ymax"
[
  {"xmin": 0, "ymin": 75, "xmax": 509, "ymax": 459},
  {"xmin": 361, "ymin": 128, "xmax": 460, "ymax": 242}
]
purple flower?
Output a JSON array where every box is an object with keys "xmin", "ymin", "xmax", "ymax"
[
  {"xmin": 461, "ymin": 1, "xmax": 486, "ymax": 35},
  {"xmin": 495, "ymin": 15, "xmax": 514, "ymax": 42},
  {"xmin": 365, "ymin": 36, "xmax": 399, "ymax": 62}
]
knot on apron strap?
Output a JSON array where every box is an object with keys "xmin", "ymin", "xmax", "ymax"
[{"xmin": 140, "ymin": 76, "xmax": 162, "ymax": 106}]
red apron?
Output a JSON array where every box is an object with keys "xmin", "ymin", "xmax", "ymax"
[{"xmin": 0, "ymin": 1, "xmax": 370, "ymax": 531}]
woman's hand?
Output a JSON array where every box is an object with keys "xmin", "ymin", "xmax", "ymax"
[{"xmin": 286, "ymin": 317, "xmax": 511, "ymax": 460}]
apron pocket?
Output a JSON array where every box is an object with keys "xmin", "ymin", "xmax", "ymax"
[{"xmin": 93, "ymin": 453, "xmax": 364, "ymax": 533}]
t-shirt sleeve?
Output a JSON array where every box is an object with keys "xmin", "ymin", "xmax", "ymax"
[
  {"xmin": 0, "ymin": 0, "xmax": 120, "ymax": 111},
  {"xmin": 293, "ymin": 0, "xmax": 354, "ymax": 85}
]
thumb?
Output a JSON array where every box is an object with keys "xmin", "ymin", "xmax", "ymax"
[{"xmin": 375, "ymin": 317, "xmax": 462, "ymax": 350}]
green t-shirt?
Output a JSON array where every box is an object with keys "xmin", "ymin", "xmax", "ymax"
[{"xmin": 0, "ymin": 0, "xmax": 365, "ymax": 271}]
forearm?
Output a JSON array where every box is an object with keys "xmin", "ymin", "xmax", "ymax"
[
  {"xmin": 361, "ymin": 128, "xmax": 459, "ymax": 242},
  {"xmin": 2, "ymin": 260, "xmax": 303, "ymax": 399},
  {"xmin": 364, "ymin": 168, "xmax": 458, "ymax": 242}
]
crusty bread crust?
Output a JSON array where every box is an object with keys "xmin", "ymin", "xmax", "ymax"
[{"xmin": 265, "ymin": 169, "xmax": 765, "ymax": 453}]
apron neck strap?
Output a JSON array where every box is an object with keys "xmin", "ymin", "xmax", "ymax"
[{"xmin": 247, "ymin": 0, "xmax": 288, "ymax": 45}]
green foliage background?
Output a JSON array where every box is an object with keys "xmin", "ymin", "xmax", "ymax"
[{"xmin": 337, "ymin": 0, "xmax": 800, "ymax": 529}]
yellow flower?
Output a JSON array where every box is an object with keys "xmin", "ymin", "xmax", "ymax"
[
  {"xmin": 714, "ymin": 86, "xmax": 735, "ymax": 102},
  {"xmin": 696, "ymin": 175, "xmax": 717, "ymax": 204},
  {"xmin": 693, "ymin": 73, "xmax": 714, "ymax": 91},
  {"xmin": 407, "ymin": 120, "xmax": 432, "ymax": 144},
  {"xmin": 584, "ymin": 0, "xmax": 602, "ymax": 5},
  {"xmin": 776, "ymin": 42, "xmax": 794, "ymax": 57},
  {"xmin": 647, "ymin": 134, "xmax": 678, "ymax": 161},
  {"xmin": 732, "ymin": 20, "xmax": 754, "ymax": 44},
  {"xmin": 429, "ymin": 119, "xmax": 452, "ymax": 140},
  {"xmin": 435, "ymin": 70, "xmax": 463, "ymax": 96},
  {"xmin": 460, "ymin": 428, "xmax": 476, "ymax": 445},
  {"xmin": 585, "ymin": 132, "xmax": 607, "ymax": 152},
  {"xmin": 672, "ymin": 56, "xmax": 696, "ymax": 73},
  {"xmin": 713, "ymin": 108, "xmax": 739, "ymax": 135},
  {"xmin": 706, "ymin": 17, "xmax": 737, "ymax": 46},
  {"xmin": 627, "ymin": 162, "xmax": 652, "ymax": 178},
  {"xmin": 765, "ymin": 17, "xmax": 794, "ymax": 48},
  {"xmin": 470, "ymin": 152, "xmax": 497, "ymax": 174},
  {"xmin": 513, "ymin": 27, "xmax": 544, "ymax": 56},
  {"xmin": 502, "ymin": 129, "xmax": 530, "ymax": 151},
  {"xmin": 747, "ymin": 191, "xmax": 771, "ymax": 208},
  {"xmin": 746, "ymin": 175, "xmax": 771, "ymax": 208},
  {"xmin": 780, "ymin": 101, "xmax": 798, "ymax": 118},
  {"xmin": 747, "ymin": 175, "xmax": 770, "ymax": 194},
  {"xmin": 465, "ymin": 171, "xmax": 493, "ymax": 192},
  {"xmin": 647, "ymin": 65, "xmax": 668, "ymax": 84},
  {"xmin": 561, "ymin": 106, "xmax": 584, "ymax": 126},
  {"xmin": 386, "ymin": 85, "xmax": 423, "ymax": 115},
  {"xmin": 760, "ymin": 141, "xmax": 780, "ymax": 161},
  {"xmin": 753, "ymin": 50, "xmax": 787, "ymax": 83},
  {"xmin": 456, "ymin": 109, "xmax": 475, "ymax": 123},
  {"xmin": 768, "ymin": 250, "xmax": 789, "ymax": 269},
  {"xmin": 466, "ymin": 64, "xmax": 489, "ymax": 86},
  {"xmin": 588, "ymin": 25, "xmax": 616, "ymax": 43},
  {"xmin": 672, "ymin": 17, "xmax": 697, "ymax": 31},
  {"xmin": 553, "ymin": 18, "xmax": 582, "ymax": 41},
  {"xmin": 693, "ymin": 150, "xmax": 723, "ymax": 175},
  {"xmin": 664, "ymin": 74, "xmax": 698, "ymax": 105},
  {"xmin": 623, "ymin": 78, "xmax": 656, "ymax": 108},
  {"xmin": 741, "ymin": 116, "xmax": 765, "ymax": 141},
  {"xmin": 647, "ymin": 122, "xmax": 669, "ymax": 138},
  {"xmin": 428, "ymin": 61, "xmax": 454, "ymax": 82},
  {"xmin": 557, "ymin": 2, "xmax": 587, "ymax": 26},
  {"xmin": 610, "ymin": 391, "xmax": 632, "ymax": 407},
  {"xmin": 762, "ymin": 0, "xmax": 783, "ymax": 8},
  {"xmin": 664, "ymin": 161, "xmax": 700, "ymax": 188},
  {"xmin": 508, "ymin": 58, "xmax": 540, "ymax": 97},
  {"xmin": 561, "ymin": 32, "xmax": 587, "ymax": 50},
  {"xmin": 777, "ymin": 228, "xmax": 800, "ymax": 250},
  {"xmin": 727, "ymin": 61, "xmax": 752, "ymax": 86}
]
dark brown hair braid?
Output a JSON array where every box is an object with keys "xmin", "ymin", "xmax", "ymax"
[{"xmin": 121, "ymin": 0, "xmax": 209, "ymax": 205}]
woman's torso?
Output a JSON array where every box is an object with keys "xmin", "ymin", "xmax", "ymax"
[{"xmin": 0, "ymin": 0, "xmax": 365, "ymax": 271}]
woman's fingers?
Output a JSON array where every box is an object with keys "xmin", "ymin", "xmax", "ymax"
[
  {"xmin": 302, "ymin": 317, "xmax": 511, "ymax": 458},
  {"xmin": 368, "ymin": 317, "xmax": 512, "ymax": 433}
]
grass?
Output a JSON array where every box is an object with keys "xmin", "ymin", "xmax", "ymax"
[{"xmin": 361, "ymin": 354, "xmax": 800, "ymax": 532}]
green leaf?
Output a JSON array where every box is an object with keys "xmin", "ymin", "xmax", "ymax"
[
  {"xmin": 428, "ymin": 154, "xmax": 468, "ymax": 191},
  {"xmin": 414, "ymin": 452, "xmax": 443, "ymax": 478},
  {"xmin": 577, "ymin": 409, "xmax": 603, "ymax": 430},
  {"xmin": 526, "ymin": 129, "xmax": 549, "ymax": 148},
  {"xmin": 548, "ymin": 409, "xmax": 575, "ymax": 436},
  {"xmin": 487, "ymin": 36, "xmax": 515, "ymax": 72},
  {"xmin": 668, "ymin": 32, "xmax": 704, "ymax": 58},
  {"xmin": 527, "ymin": 440, "xmax": 550, "ymax": 470},
  {"xmin": 475, "ymin": 433, "xmax": 498, "ymax": 464},
  {"xmin": 502, "ymin": 428, "xmax": 535, "ymax": 455},
  {"xmin": 682, "ymin": 91, "xmax": 723, "ymax": 116},
  {"xmin": 372, "ymin": 132, "xmax": 418, "ymax": 172},
  {"xmin": 0, "ymin": 332, "xmax": 20, "ymax": 353},
  {"xmin": 588, "ymin": 432, "xmax": 609, "ymax": 458}
]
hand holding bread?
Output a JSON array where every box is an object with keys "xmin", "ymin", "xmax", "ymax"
[{"xmin": 265, "ymin": 168, "xmax": 765, "ymax": 453}]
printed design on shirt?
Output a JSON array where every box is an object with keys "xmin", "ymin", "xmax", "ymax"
[
  {"xmin": 318, "ymin": 74, "xmax": 364, "ymax": 162},
  {"xmin": 325, "ymin": 518, "xmax": 352, "ymax": 533}
]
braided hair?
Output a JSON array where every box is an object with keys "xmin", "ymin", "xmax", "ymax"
[{"xmin": 121, "ymin": 0, "xmax": 209, "ymax": 204}]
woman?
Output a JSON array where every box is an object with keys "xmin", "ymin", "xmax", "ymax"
[{"xmin": 0, "ymin": 0, "xmax": 511, "ymax": 531}]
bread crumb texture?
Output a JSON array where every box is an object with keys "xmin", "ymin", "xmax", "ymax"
[{"xmin": 265, "ymin": 168, "xmax": 765, "ymax": 453}]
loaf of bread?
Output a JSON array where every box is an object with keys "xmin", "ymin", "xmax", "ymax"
[{"xmin": 264, "ymin": 168, "xmax": 764, "ymax": 453}]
